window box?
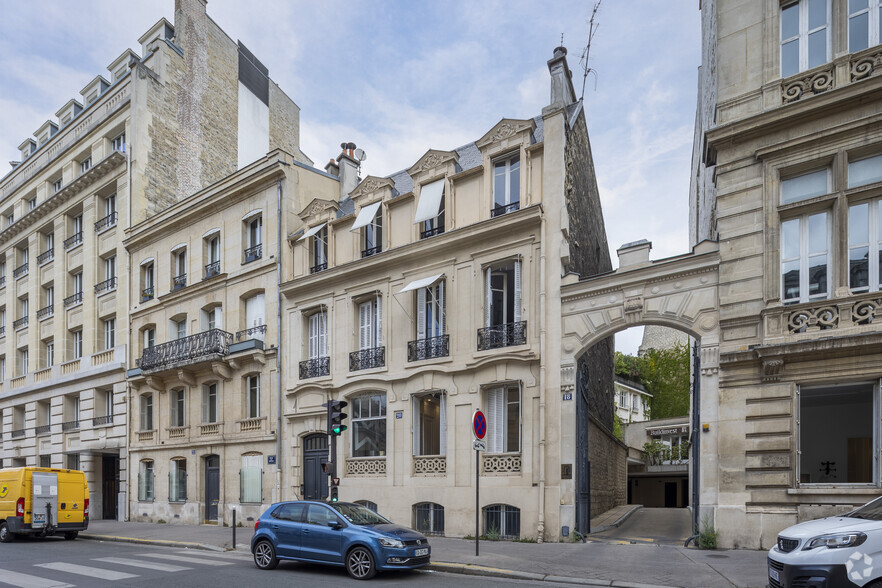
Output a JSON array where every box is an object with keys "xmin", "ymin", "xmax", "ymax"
[
  {"xmin": 141, "ymin": 287, "xmax": 154, "ymax": 302},
  {"xmin": 173, "ymin": 274, "xmax": 187, "ymax": 291}
]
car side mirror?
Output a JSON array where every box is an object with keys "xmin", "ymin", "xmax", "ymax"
[{"xmin": 327, "ymin": 520, "xmax": 342, "ymax": 530}]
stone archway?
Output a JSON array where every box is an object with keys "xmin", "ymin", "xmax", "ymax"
[{"xmin": 559, "ymin": 240, "xmax": 720, "ymax": 536}]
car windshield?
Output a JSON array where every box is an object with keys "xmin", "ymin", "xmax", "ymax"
[
  {"xmin": 846, "ymin": 496, "xmax": 882, "ymax": 520},
  {"xmin": 330, "ymin": 503, "xmax": 391, "ymax": 525}
]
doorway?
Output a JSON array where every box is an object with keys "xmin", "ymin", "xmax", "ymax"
[
  {"xmin": 302, "ymin": 433, "xmax": 328, "ymax": 500},
  {"xmin": 205, "ymin": 455, "xmax": 220, "ymax": 522},
  {"xmin": 101, "ymin": 455, "xmax": 119, "ymax": 520}
]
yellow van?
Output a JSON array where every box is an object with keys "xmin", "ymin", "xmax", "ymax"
[{"xmin": 0, "ymin": 467, "xmax": 89, "ymax": 542}]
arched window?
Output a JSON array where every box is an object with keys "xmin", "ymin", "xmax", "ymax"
[
  {"xmin": 413, "ymin": 502, "xmax": 444, "ymax": 536},
  {"xmin": 483, "ymin": 504, "xmax": 520, "ymax": 539}
]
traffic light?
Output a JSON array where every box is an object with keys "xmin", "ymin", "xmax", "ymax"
[
  {"xmin": 330, "ymin": 485, "xmax": 339, "ymax": 502},
  {"xmin": 327, "ymin": 399, "xmax": 348, "ymax": 436}
]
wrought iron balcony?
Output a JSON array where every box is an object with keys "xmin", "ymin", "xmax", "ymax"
[
  {"xmin": 94, "ymin": 277, "xmax": 117, "ymax": 294},
  {"xmin": 310, "ymin": 262, "xmax": 328, "ymax": 274},
  {"xmin": 37, "ymin": 249, "xmax": 54, "ymax": 264},
  {"xmin": 407, "ymin": 335, "xmax": 450, "ymax": 361},
  {"xmin": 64, "ymin": 292, "xmax": 83, "ymax": 307},
  {"xmin": 236, "ymin": 324, "xmax": 267, "ymax": 340},
  {"xmin": 477, "ymin": 321, "xmax": 527, "ymax": 351},
  {"xmin": 0, "ymin": 275, "xmax": 5, "ymax": 288},
  {"xmin": 61, "ymin": 420, "xmax": 80, "ymax": 432},
  {"xmin": 13, "ymin": 263, "xmax": 28, "ymax": 279},
  {"xmin": 491, "ymin": 202, "xmax": 520, "ymax": 217},
  {"xmin": 420, "ymin": 225, "xmax": 445, "ymax": 239},
  {"xmin": 349, "ymin": 346, "xmax": 385, "ymax": 371},
  {"xmin": 300, "ymin": 356, "xmax": 330, "ymax": 379},
  {"xmin": 141, "ymin": 287, "xmax": 154, "ymax": 302},
  {"xmin": 244, "ymin": 244, "xmax": 262, "ymax": 263},
  {"xmin": 35, "ymin": 424, "xmax": 50, "ymax": 436},
  {"xmin": 137, "ymin": 328, "xmax": 234, "ymax": 372},
  {"xmin": 173, "ymin": 274, "xmax": 187, "ymax": 291},
  {"xmin": 361, "ymin": 246, "xmax": 381, "ymax": 259},
  {"xmin": 0, "ymin": 326, "xmax": 5, "ymax": 337},
  {"xmin": 36, "ymin": 305, "xmax": 53, "ymax": 320},
  {"xmin": 94, "ymin": 211, "xmax": 117, "ymax": 232},
  {"xmin": 64, "ymin": 232, "xmax": 83, "ymax": 249},
  {"xmin": 11, "ymin": 429, "xmax": 25, "ymax": 438},
  {"xmin": 92, "ymin": 414, "xmax": 114, "ymax": 426},
  {"xmin": 13, "ymin": 316, "xmax": 28, "ymax": 330},
  {"xmin": 204, "ymin": 261, "xmax": 221, "ymax": 279}
]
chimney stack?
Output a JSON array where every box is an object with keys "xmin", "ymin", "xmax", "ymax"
[
  {"xmin": 545, "ymin": 45, "xmax": 577, "ymax": 113},
  {"xmin": 337, "ymin": 142, "xmax": 360, "ymax": 201}
]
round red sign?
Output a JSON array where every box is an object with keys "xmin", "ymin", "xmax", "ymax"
[{"xmin": 472, "ymin": 409, "xmax": 487, "ymax": 440}]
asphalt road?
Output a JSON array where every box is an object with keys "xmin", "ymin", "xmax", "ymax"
[
  {"xmin": 591, "ymin": 507, "xmax": 693, "ymax": 545},
  {"xmin": 0, "ymin": 536, "xmax": 579, "ymax": 587}
]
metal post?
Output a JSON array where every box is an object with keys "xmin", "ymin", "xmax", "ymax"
[
  {"xmin": 330, "ymin": 433, "xmax": 337, "ymax": 500},
  {"xmin": 232, "ymin": 509, "xmax": 236, "ymax": 550},
  {"xmin": 475, "ymin": 447, "xmax": 480, "ymax": 556}
]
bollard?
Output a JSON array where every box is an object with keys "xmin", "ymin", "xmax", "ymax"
[{"xmin": 232, "ymin": 509, "xmax": 236, "ymax": 550}]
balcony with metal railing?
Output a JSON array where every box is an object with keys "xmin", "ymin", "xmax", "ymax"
[
  {"xmin": 244, "ymin": 244, "xmax": 262, "ymax": 263},
  {"xmin": 64, "ymin": 232, "xmax": 83, "ymax": 249},
  {"xmin": 361, "ymin": 246, "xmax": 382, "ymax": 259},
  {"xmin": 64, "ymin": 291, "xmax": 83, "ymax": 307},
  {"xmin": 173, "ymin": 274, "xmax": 187, "ymax": 291},
  {"xmin": 136, "ymin": 328, "xmax": 234, "ymax": 372},
  {"xmin": 349, "ymin": 346, "xmax": 385, "ymax": 371},
  {"xmin": 13, "ymin": 316, "xmax": 28, "ymax": 330},
  {"xmin": 37, "ymin": 248, "xmax": 54, "ymax": 264},
  {"xmin": 0, "ymin": 326, "xmax": 5, "ymax": 337},
  {"xmin": 477, "ymin": 321, "xmax": 527, "ymax": 351},
  {"xmin": 235, "ymin": 324, "xmax": 266, "ymax": 340},
  {"xmin": 36, "ymin": 304, "xmax": 54, "ymax": 320},
  {"xmin": 310, "ymin": 262, "xmax": 328, "ymax": 274},
  {"xmin": 35, "ymin": 424, "xmax": 50, "ymax": 436},
  {"xmin": 204, "ymin": 261, "xmax": 221, "ymax": 279},
  {"xmin": 61, "ymin": 420, "xmax": 80, "ymax": 432},
  {"xmin": 92, "ymin": 414, "xmax": 114, "ymax": 427},
  {"xmin": 11, "ymin": 428, "xmax": 25, "ymax": 438},
  {"xmin": 299, "ymin": 356, "xmax": 330, "ymax": 379},
  {"xmin": 420, "ymin": 224, "xmax": 445, "ymax": 239},
  {"xmin": 94, "ymin": 276, "xmax": 117, "ymax": 294},
  {"xmin": 0, "ymin": 275, "xmax": 5, "ymax": 288},
  {"xmin": 491, "ymin": 202, "xmax": 520, "ymax": 217},
  {"xmin": 407, "ymin": 335, "xmax": 449, "ymax": 361},
  {"xmin": 141, "ymin": 287, "xmax": 154, "ymax": 302},
  {"xmin": 13, "ymin": 263, "xmax": 28, "ymax": 279},
  {"xmin": 94, "ymin": 211, "xmax": 117, "ymax": 232}
]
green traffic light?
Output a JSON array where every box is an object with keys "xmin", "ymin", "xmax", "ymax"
[
  {"xmin": 332, "ymin": 424, "xmax": 348, "ymax": 435},
  {"xmin": 331, "ymin": 495, "xmax": 338, "ymax": 502}
]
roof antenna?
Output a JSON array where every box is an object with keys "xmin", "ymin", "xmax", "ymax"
[{"xmin": 579, "ymin": 1, "xmax": 602, "ymax": 101}]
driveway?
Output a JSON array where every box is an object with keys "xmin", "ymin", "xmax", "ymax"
[{"xmin": 591, "ymin": 507, "xmax": 693, "ymax": 545}]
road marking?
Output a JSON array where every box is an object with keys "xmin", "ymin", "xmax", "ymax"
[
  {"xmin": 92, "ymin": 557, "xmax": 192, "ymax": 572},
  {"xmin": 135, "ymin": 553, "xmax": 234, "ymax": 566},
  {"xmin": 34, "ymin": 563, "xmax": 138, "ymax": 581},
  {"xmin": 174, "ymin": 551, "xmax": 252, "ymax": 561},
  {"xmin": 0, "ymin": 569, "xmax": 74, "ymax": 588}
]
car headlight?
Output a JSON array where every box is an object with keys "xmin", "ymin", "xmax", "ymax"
[
  {"xmin": 803, "ymin": 532, "xmax": 867, "ymax": 550},
  {"xmin": 378, "ymin": 537, "xmax": 405, "ymax": 549}
]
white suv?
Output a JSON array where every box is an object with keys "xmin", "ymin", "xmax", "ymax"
[{"xmin": 769, "ymin": 497, "xmax": 882, "ymax": 588}]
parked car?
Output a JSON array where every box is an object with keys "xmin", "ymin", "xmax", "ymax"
[
  {"xmin": 251, "ymin": 500, "xmax": 430, "ymax": 580},
  {"xmin": 769, "ymin": 496, "xmax": 882, "ymax": 588}
]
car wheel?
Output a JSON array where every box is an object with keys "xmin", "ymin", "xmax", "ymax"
[
  {"xmin": 346, "ymin": 546, "xmax": 376, "ymax": 580},
  {"xmin": 253, "ymin": 540, "xmax": 279, "ymax": 570},
  {"xmin": 63, "ymin": 532, "xmax": 78, "ymax": 540},
  {"xmin": 0, "ymin": 522, "xmax": 12, "ymax": 543}
]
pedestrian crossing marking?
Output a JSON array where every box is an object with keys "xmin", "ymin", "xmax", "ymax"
[
  {"xmin": 34, "ymin": 563, "xmax": 138, "ymax": 581},
  {"xmin": 174, "ymin": 550, "xmax": 251, "ymax": 561},
  {"xmin": 0, "ymin": 569, "xmax": 74, "ymax": 588},
  {"xmin": 92, "ymin": 557, "xmax": 192, "ymax": 572},
  {"xmin": 136, "ymin": 553, "xmax": 234, "ymax": 566}
]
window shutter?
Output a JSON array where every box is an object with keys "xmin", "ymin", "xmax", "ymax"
[
  {"xmin": 417, "ymin": 288, "xmax": 427, "ymax": 340},
  {"xmin": 359, "ymin": 301, "xmax": 371, "ymax": 350},
  {"xmin": 484, "ymin": 268, "xmax": 492, "ymax": 328},
  {"xmin": 440, "ymin": 393, "xmax": 447, "ymax": 456},
  {"xmin": 376, "ymin": 296, "xmax": 383, "ymax": 346},
  {"xmin": 486, "ymin": 388, "xmax": 503, "ymax": 453},
  {"xmin": 439, "ymin": 281, "xmax": 446, "ymax": 336},
  {"xmin": 412, "ymin": 395, "xmax": 420, "ymax": 456},
  {"xmin": 214, "ymin": 307, "xmax": 223, "ymax": 330},
  {"xmin": 319, "ymin": 311, "xmax": 328, "ymax": 356},
  {"xmin": 514, "ymin": 259, "xmax": 522, "ymax": 323},
  {"xmin": 308, "ymin": 313, "xmax": 318, "ymax": 359}
]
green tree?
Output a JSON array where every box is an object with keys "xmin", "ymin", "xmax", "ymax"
[{"xmin": 614, "ymin": 342, "xmax": 691, "ymax": 419}]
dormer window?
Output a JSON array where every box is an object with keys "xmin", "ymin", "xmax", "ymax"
[
  {"xmin": 38, "ymin": 134, "xmax": 48, "ymax": 146},
  {"xmin": 351, "ymin": 202, "xmax": 383, "ymax": 259},
  {"xmin": 492, "ymin": 154, "xmax": 521, "ymax": 217},
  {"xmin": 415, "ymin": 179, "xmax": 445, "ymax": 239},
  {"xmin": 86, "ymin": 92, "xmax": 97, "ymax": 105}
]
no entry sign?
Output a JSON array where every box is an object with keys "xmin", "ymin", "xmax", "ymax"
[{"xmin": 472, "ymin": 409, "xmax": 487, "ymax": 440}]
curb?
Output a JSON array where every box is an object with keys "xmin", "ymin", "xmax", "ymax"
[
  {"xmin": 428, "ymin": 561, "xmax": 680, "ymax": 588},
  {"xmin": 80, "ymin": 533, "xmax": 225, "ymax": 552},
  {"xmin": 590, "ymin": 504, "xmax": 643, "ymax": 535}
]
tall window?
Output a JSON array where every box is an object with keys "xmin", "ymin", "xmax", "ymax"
[
  {"xmin": 486, "ymin": 262, "xmax": 521, "ymax": 327},
  {"xmin": 312, "ymin": 226, "xmax": 328, "ymax": 272},
  {"xmin": 172, "ymin": 317, "xmax": 187, "ymax": 340},
  {"xmin": 202, "ymin": 383, "xmax": 218, "ymax": 424},
  {"xmin": 44, "ymin": 339, "xmax": 54, "ymax": 368},
  {"xmin": 484, "ymin": 384, "xmax": 521, "ymax": 453},
  {"xmin": 111, "ymin": 132, "xmax": 126, "ymax": 153},
  {"xmin": 202, "ymin": 306, "xmax": 222, "ymax": 331},
  {"xmin": 73, "ymin": 214, "xmax": 83, "ymax": 238},
  {"xmin": 413, "ymin": 503, "xmax": 445, "ymax": 536},
  {"xmin": 417, "ymin": 282, "xmax": 445, "ymax": 340},
  {"xmin": 246, "ymin": 375, "xmax": 260, "ymax": 419},
  {"xmin": 362, "ymin": 208, "xmax": 382, "ymax": 257},
  {"xmin": 492, "ymin": 154, "xmax": 520, "ymax": 216},
  {"xmin": 205, "ymin": 233, "xmax": 221, "ymax": 277},
  {"xmin": 780, "ymin": 0, "xmax": 830, "ymax": 77},
  {"xmin": 245, "ymin": 215, "xmax": 263, "ymax": 263},
  {"xmin": 72, "ymin": 329, "xmax": 83, "ymax": 359},
  {"xmin": 358, "ymin": 296, "xmax": 382, "ymax": 350},
  {"xmin": 79, "ymin": 157, "xmax": 92, "ymax": 175},
  {"xmin": 241, "ymin": 454, "xmax": 262, "ymax": 503},
  {"xmin": 139, "ymin": 460, "xmax": 154, "ymax": 501},
  {"xmin": 173, "ymin": 247, "xmax": 187, "ymax": 289},
  {"xmin": 849, "ymin": 154, "xmax": 882, "ymax": 189},
  {"xmin": 17, "ymin": 347, "xmax": 28, "ymax": 376},
  {"xmin": 170, "ymin": 388, "xmax": 185, "ymax": 427},
  {"xmin": 73, "ymin": 271, "xmax": 83, "ymax": 295},
  {"xmin": 416, "ymin": 179, "xmax": 445, "ymax": 238},
  {"xmin": 169, "ymin": 458, "xmax": 187, "ymax": 502},
  {"xmin": 104, "ymin": 255, "xmax": 117, "ymax": 284},
  {"xmin": 781, "ymin": 212, "xmax": 829, "ymax": 303},
  {"xmin": 103, "ymin": 317, "xmax": 115, "ymax": 349},
  {"xmin": 143, "ymin": 327, "xmax": 156, "ymax": 351},
  {"xmin": 849, "ymin": 0, "xmax": 882, "ymax": 52},
  {"xmin": 245, "ymin": 293, "xmax": 266, "ymax": 341},
  {"xmin": 141, "ymin": 261, "xmax": 155, "ymax": 300},
  {"xmin": 308, "ymin": 311, "xmax": 328, "ymax": 360},
  {"xmin": 351, "ymin": 393, "xmax": 387, "ymax": 458},
  {"xmin": 413, "ymin": 392, "xmax": 445, "ymax": 456},
  {"xmin": 105, "ymin": 193, "xmax": 116, "ymax": 217},
  {"xmin": 848, "ymin": 200, "xmax": 882, "ymax": 292},
  {"xmin": 781, "ymin": 168, "xmax": 830, "ymax": 204},
  {"xmin": 483, "ymin": 504, "xmax": 520, "ymax": 539},
  {"xmin": 140, "ymin": 394, "xmax": 153, "ymax": 430}
]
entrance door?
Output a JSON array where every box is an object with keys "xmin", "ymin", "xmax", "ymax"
[
  {"xmin": 102, "ymin": 455, "xmax": 119, "ymax": 520},
  {"xmin": 664, "ymin": 482, "xmax": 678, "ymax": 508},
  {"xmin": 205, "ymin": 455, "xmax": 220, "ymax": 522},
  {"xmin": 302, "ymin": 434, "xmax": 328, "ymax": 501}
]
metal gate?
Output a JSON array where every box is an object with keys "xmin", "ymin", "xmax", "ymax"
[{"xmin": 302, "ymin": 433, "xmax": 328, "ymax": 500}]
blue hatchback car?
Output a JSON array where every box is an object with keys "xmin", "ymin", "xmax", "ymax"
[{"xmin": 251, "ymin": 500, "xmax": 431, "ymax": 580}]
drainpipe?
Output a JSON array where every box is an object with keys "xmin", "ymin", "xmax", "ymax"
[
  {"xmin": 276, "ymin": 178, "xmax": 283, "ymax": 502},
  {"xmin": 537, "ymin": 214, "xmax": 547, "ymax": 542}
]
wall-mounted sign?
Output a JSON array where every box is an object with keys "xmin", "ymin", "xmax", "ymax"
[
  {"xmin": 267, "ymin": 455, "xmax": 276, "ymax": 465},
  {"xmin": 395, "ymin": 411, "xmax": 403, "ymax": 419},
  {"xmin": 648, "ymin": 425, "xmax": 689, "ymax": 437},
  {"xmin": 562, "ymin": 392, "xmax": 572, "ymax": 401}
]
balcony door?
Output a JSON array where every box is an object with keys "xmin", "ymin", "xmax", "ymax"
[{"xmin": 245, "ymin": 294, "xmax": 265, "ymax": 341}]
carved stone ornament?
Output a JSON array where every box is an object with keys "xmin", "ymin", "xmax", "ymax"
[
  {"xmin": 624, "ymin": 296, "xmax": 644, "ymax": 314},
  {"xmin": 490, "ymin": 122, "xmax": 517, "ymax": 142},
  {"xmin": 412, "ymin": 153, "xmax": 444, "ymax": 174},
  {"xmin": 781, "ymin": 68, "xmax": 834, "ymax": 103},
  {"xmin": 300, "ymin": 198, "xmax": 337, "ymax": 220},
  {"xmin": 361, "ymin": 178, "xmax": 384, "ymax": 193},
  {"xmin": 851, "ymin": 49, "xmax": 882, "ymax": 82},
  {"xmin": 762, "ymin": 358, "xmax": 784, "ymax": 382}
]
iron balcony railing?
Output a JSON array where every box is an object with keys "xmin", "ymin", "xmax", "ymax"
[
  {"xmin": 37, "ymin": 249, "xmax": 54, "ymax": 264},
  {"xmin": 244, "ymin": 244, "xmax": 262, "ymax": 263},
  {"xmin": 236, "ymin": 324, "xmax": 267, "ymax": 340},
  {"xmin": 173, "ymin": 274, "xmax": 187, "ymax": 291},
  {"xmin": 491, "ymin": 202, "xmax": 520, "ymax": 217},
  {"xmin": 64, "ymin": 292, "xmax": 83, "ymax": 307},
  {"xmin": 204, "ymin": 261, "xmax": 221, "ymax": 279},
  {"xmin": 11, "ymin": 429, "xmax": 25, "ymax": 438},
  {"xmin": 94, "ymin": 277, "xmax": 117, "ymax": 294},
  {"xmin": 93, "ymin": 414, "xmax": 114, "ymax": 426},
  {"xmin": 137, "ymin": 328, "xmax": 233, "ymax": 372},
  {"xmin": 13, "ymin": 316, "xmax": 28, "ymax": 330},
  {"xmin": 310, "ymin": 262, "xmax": 328, "ymax": 274},
  {"xmin": 300, "ymin": 356, "xmax": 330, "ymax": 379},
  {"xmin": 64, "ymin": 232, "xmax": 83, "ymax": 249},
  {"xmin": 420, "ymin": 225, "xmax": 445, "ymax": 239},
  {"xmin": 94, "ymin": 211, "xmax": 117, "ymax": 232},
  {"xmin": 477, "ymin": 321, "xmax": 527, "ymax": 351},
  {"xmin": 36, "ymin": 305, "xmax": 53, "ymax": 320},
  {"xmin": 361, "ymin": 246, "xmax": 381, "ymax": 259},
  {"xmin": 0, "ymin": 326, "xmax": 5, "ymax": 337},
  {"xmin": 61, "ymin": 420, "xmax": 80, "ymax": 432},
  {"xmin": 349, "ymin": 346, "xmax": 385, "ymax": 371},
  {"xmin": 13, "ymin": 263, "xmax": 28, "ymax": 279},
  {"xmin": 0, "ymin": 276, "xmax": 5, "ymax": 288},
  {"xmin": 407, "ymin": 334, "xmax": 450, "ymax": 361},
  {"xmin": 141, "ymin": 287, "xmax": 154, "ymax": 302},
  {"xmin": 35, "ymin": 424, "xmax": 50, "ymax": 436}
]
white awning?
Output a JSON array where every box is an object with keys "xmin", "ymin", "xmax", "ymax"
[
  {"xmin": 350, "ymin": 201, "xmax": 382, "ymax": 231},
  {"xmin": 297, "ymin": 222, "xmax": 327, "ymax": 242},
  {"xmin": 398, "ymin": 273, "xmax": 444, "ymax": 294},
  {"xmin": 413, "ymin": 179, "xmax": 444, "ymax": 224}
]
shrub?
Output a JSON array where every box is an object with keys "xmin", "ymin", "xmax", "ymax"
[{"xmin": 698, "ymin": 515, "xmax": 717, "ymax": 549}]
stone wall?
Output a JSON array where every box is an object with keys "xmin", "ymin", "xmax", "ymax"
[
  {"xmin": 589, "ymin": 414, "xmax": 628, "ymax": 517},
  {"xmin": 143, "ymin": 60, "xmax": 180, "ymax": 216},
  {"xmin": 269, "ymin": 81, "xmax": 306, "ymax": 164}
]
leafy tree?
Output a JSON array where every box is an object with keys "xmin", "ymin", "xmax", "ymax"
[{"xmin": 614, "ymin": 342, "xmax": 690, "ymax": 419}]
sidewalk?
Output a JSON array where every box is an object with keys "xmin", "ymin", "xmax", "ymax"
[{"xmin": 81, "ymin": 519, "xmax": 770, "ymax": 588}]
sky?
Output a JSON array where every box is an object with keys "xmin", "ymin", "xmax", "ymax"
[{"xmin": 0, "ymin": 0, "xmax": 702, "ymax": 354}]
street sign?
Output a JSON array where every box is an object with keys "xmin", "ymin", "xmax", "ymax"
[
  {"xmin": 472, "ymin": 409, "xmax": 487, "ymax": 440},
  {"xmin": 473, "ymin": 439, "xmax": 486, "ymax": 451}
]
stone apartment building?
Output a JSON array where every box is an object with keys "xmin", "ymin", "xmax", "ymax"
[
  {"xmin": 692, "ymin": 0, "xmax": 882, "ymax": 548},
  {"xmin": 0, "ymin": 0, "xmax": 307, "ymax": 521},
  {"xmin": 281, "ymin": 47, "xmax": 621, "ymax": 541}
]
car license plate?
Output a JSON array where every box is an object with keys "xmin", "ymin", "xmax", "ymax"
[
  {"xmin": 33, "ymin": 513, "xmax": 45, "ymax": 525},
  {"xmin": 414, "ymin": 548, "xmax": 429, "ymax": 557},
  {"xmin": 769, "ymin": 568, "xmax": 780, "ymax": 582}
]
